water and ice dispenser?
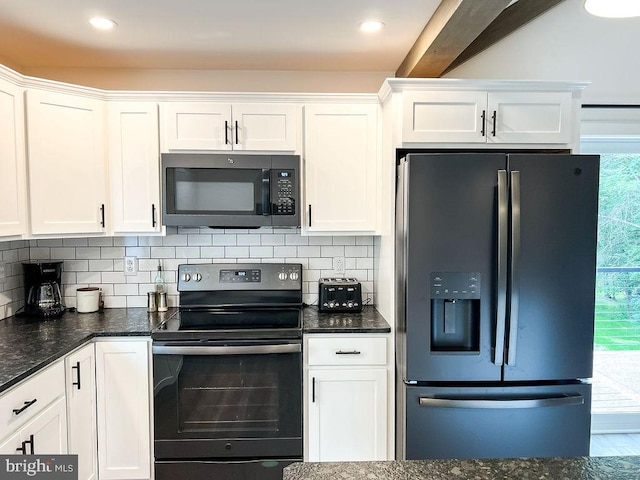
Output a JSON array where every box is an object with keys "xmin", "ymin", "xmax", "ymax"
[{"xmin": 430, "ymin": 272, "xmax": 481, "ymax": 352}]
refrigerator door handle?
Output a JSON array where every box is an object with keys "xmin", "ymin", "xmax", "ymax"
[
  {"xmin": 418, "ymin": 394, "xmax": 584, "ymax": 409},
  {"xmin": 495, "ymin": 170, "xmax": 508, "ymax": 366},
  {"xmin": 507, "ymin": 170, "xmax": 521, "ymax": 366}
]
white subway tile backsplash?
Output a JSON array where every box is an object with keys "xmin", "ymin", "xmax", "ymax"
[
  {"xmin": 77, "ymin": 271, "xmax": 102, "ymax": 284},
  {"xmin": 188, "ymin": 234, "xmax": 212, "ymax": 246},
  {"xmin": 102, "ymin": 272, "xmax": 126, "ymax": 284},
  {"xmin": 125, "ymin": 246, "xmax": 151, "ymax": 258},
  {"xmin": 101, "ymin": 247, "xmax": 126, "ymax": 259},
  {"xmin": 200, "ymin": 247, "xmax": 225, "ymax": 258},
  {"xmin": 320, "ymin": 246, "xmax": 345, "ymax": 257},
  {"xmin": 285, "ymin": 234, "xmax": 308, "ymax": 246},
  {"xmin": 0, "ymin": 231, "xmax": 375, "ymax": 318},
  {"xmin": 297, "ymin": 246, "xmax": 321, "ymax": 257},
  {"xmin": 236, "ymin": 235, "xmax": 261, "ymax": 246},
  {"xmin": 249, "ymin": 246, "xmax": 274, "ymax": 258},
  {"xmin": 176, "ymin": 247, "xmax": 201, "ymax": 258},
  {"xmin": 213, "ymin": 235, "xmax": 237, "ymax": 246},
  {"xmin": 225, "ymin": 246, "xmax": 249, "ymax": 258},
  {"xmin": 345, "ymin": 246, "xmax": 368, "ymax": 258},
  {"xmin": 88, "ymin": 237, "xmax": 114, "ymax": 247},
  {"xmin": 261, "ymin": 234, "xmax": 285, "ymax": 246},
  {"xmin": 307, "ymin": 236, "xmax": 333, "ymax": 246}
]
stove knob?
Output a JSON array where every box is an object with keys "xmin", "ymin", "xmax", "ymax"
[
  {"xmin": 278, "ymin": 272, "xmax": 288, "ymax": 281},
  {"xmin": 328, "ymin": 301, "xmax": 336, "ymax": 309},
  {"xmin": 182, "ymin": 273, "xmax": 191, "ymax": 282},
  {"xmin": 289, "ymin": 271, "xmax": 299, "ymax": 281},
  {"xmin": 193, "ymin": 273, "xmax": 202, "ymax": 282},
  {"xmin": 347, "ymin": 301, "xmax": 354, "ymax": 308}
]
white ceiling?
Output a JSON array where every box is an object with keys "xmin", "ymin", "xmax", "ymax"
[{"xmin": 0, "ymin": 0, "xmax": 441, "ymax": 71}]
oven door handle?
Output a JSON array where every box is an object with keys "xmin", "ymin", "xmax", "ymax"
[{"xmin": 152, "ymin": 344, "xmax": 301, "ymax": 356}]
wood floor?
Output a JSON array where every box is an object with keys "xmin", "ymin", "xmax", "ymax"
[{"xmin": 591, "ymin": 434, "xmax": 640, "ymax": 456}]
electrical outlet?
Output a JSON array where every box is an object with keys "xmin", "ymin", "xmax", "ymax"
[
  {"xmin": 333, "ymin": 256, "xmax": 345, "ymax": 276},
  {"xmin": 124, "ymin": 257, "xmax": 137, "ymax": 276},
  {"xmin": 0, "ymin": 262, "xmax": 6, "ymax": 282}
]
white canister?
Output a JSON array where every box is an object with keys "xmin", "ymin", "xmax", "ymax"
[{"xmin": 76, "ymin": 287, "xmax": 101, "ymax": 313}]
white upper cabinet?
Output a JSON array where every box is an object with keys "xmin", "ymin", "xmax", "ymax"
[
  {"xmin": 401, "ymin": 88, "xmax": 573, "ymax": 145},
  {"xmin": 0, "ymin": 79, "xmax": 27, "ymax": 238},
  {"xmin": 303, "ymin": 103, "xmax": 379, "ymax": 234},
  {"xmin": 26, "ymin": 89, "xmax": 107, "ymax": 235},
  {"xmin": 108, "ymin": 101, "xmax": 161, "ymax": 234},
  {"xmin": 160, "ymin": 102, "xmax": 298, "ymax": 152}
]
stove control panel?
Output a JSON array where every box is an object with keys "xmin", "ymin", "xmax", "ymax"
[{"xmin": 178, "ymin": 263, "xmax": 303, "ymax": 291}]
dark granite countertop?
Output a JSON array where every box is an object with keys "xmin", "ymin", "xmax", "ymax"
[
  {"xmin": 0, "ymin": 308, "xmax": 169, "ymax": 394},
  {"xmin": 303, "ymin": 306, "xmax": 390, "ymax": 333},
  {"xmin": 283, "ymin": 456, "xmax": 640, "ymax": 480},
  {"xmin": 0, "ymin": 305, "xmax": 388, "ymax": 395}
]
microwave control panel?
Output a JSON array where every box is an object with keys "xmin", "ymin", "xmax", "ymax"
[{"xmin": 272, "ymin": 169, "xmax": 296, "ymax": 215}]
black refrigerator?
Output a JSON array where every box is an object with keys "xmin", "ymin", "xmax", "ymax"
[{"xmin": 396, "ymin": 153, "xmax": 599, "ymax": 460}]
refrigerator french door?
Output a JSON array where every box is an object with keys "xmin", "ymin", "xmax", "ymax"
[{"xmin": 396, "ymin": 153, "xmax": 599, "ymax": 459}]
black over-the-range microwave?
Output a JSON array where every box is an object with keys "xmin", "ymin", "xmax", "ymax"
[{"xmin": 161, "ymin": 153, "xmax": 300, "ymax": 228}]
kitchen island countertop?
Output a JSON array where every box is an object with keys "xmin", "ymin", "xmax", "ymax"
[{"xmin": 283, "ymin": 456, "xmax": 640, "ymax": 480}]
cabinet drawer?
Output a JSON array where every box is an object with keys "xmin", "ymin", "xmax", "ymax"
[
  {"xmin": 0, "ymin": 361, "xmax": 65, "ymax": 434},
  {"xmin": 307, "ymin": 336, "xmax": 387, "ymax": 366}
]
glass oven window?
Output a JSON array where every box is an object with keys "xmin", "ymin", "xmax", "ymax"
[
  {"xmin": 169, "ymin": 167, "xmax": 263, "ymax": 215},
  {"xmin": 154, "ymin": 351, "xmax": 301, "ymax": 440}
]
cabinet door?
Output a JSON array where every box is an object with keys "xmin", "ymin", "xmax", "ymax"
[
  {"xmin": 304, "ymin": 104, "xmax": 379, "ymax": 233},
  {"xmin": 0, "ymin": 80, "xmax": 27, "ymax": 238},
  {"xmin": 307, "ymin": 368, "xmax": 387, "ymax": 462},
  {"xmin": 26, "ymin": 89, "xmax": 107, "ymax": 235},
  {"xmin": 2, "ymin": 397, "xmax": 69, "ymax": 455},
  {"xmin": 487, "ymin": 91, "xmax": 572, "ymax": 144},
  {"xmin": 66, "ymin": 343, "xmax": 97, "ymax": 480},
  {"xmin": 232, "ymin": 103, "xmax": 298, "ymax": 151},
  {"xmin": 161, "ymin": 102, "xmax": 232, "ymax": 151},
  {"xmin": 402, "ymin": 91, "xmax": 487, "ymax": 143},
  {"xmin": 108, "ymin": 102, "xmax": 161, "ymax": 234},
  {"xmin": 95, "ymin": 340, "xmax": 151, "ymax": 480},
  {"xmin": 27, "ymin": 396, "xmax": 68, "ymax": 454}
]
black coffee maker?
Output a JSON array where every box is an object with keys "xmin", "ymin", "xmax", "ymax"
[{"xmin": 23, "ymin": 261, "xmax": 66, "ymax": 318}]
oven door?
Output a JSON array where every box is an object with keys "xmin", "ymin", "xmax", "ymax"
[{"xmin": 152, "ymin": 339, "xmax": 302, "ymax": 459}]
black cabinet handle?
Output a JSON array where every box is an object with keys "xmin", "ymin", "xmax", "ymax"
[
  {"xmin": 72, "ymin": 361, "xmax": 81, "ymax": 390},
  {"xmin": 481, "ymin": 110, "xmax": 486, "ymax": 136},
  {"xmin": 335, "ymin": 350, "xmax": 361, "ymax": 355},
  {"xmin": 16, "ymin": 435, "xmax": 34, "ymax": 454},
  {"xmin": 100, "ymin": 204, "xmax": 105, "ymax": 228},
  {"xmin": 25, "ymin": 434, "xmax": 34, "ymax": 455},
  {"xmin": 224, "ymin": 121, "xmax": 229, "ymax": 145},
  {"xmin": 308, "ymin": 205, "xmax": 312, "ymax": 227},
  {"xmin": 13, "ymin": 399, "xmax": 37, "ymax": 416},
  {"xmin": 152, "ymin": 204, "xmax": 157, "ymax": 228},
  {"xmin": 312, "ymin": 377, "xmax": 316, "ymax": 403},
  {"xmin": 491, "ymin": 111, "xmax": 497, "ymax": 137},
  {"xmin": 235, "ymin": 121, "xmax": 239, "ymax": 145}
]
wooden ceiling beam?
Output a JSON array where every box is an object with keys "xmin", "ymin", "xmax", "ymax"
[
  {"xmin": 443, "ymin": 0, "xmax": 567, "ymax": 74},
  {"xmin": 395, "ymin": 0, "xmax": 512, "ymax": 78}
]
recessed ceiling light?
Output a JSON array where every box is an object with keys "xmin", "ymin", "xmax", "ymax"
[
  {"xmin": 359, "ymin": 20, "xmax": 385, "ymax": 33},
  {"xmin": 89, "ymin": 17, "xmax": 117, "ymax": 30},
  {"xmin": 584, "ymin": 0, "xmax": 640, "ymax": 18}
]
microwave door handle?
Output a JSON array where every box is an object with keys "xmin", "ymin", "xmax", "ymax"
[{"xmin": 262, "ymin": 169, "xmax": 271, "ymax": 215}]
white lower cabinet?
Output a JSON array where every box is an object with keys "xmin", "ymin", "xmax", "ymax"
[
  {"xmin": 95, "ymin": 340, "xmax": 152, "ymax": 480},
  {"xmin": 305, "ymin": 335, "xmax": 388, "ymax": 462},
  {"xmin": 66, "ymin": 343, "xmax": 97, "ymax": 480},
  {"xmin": 0, "ymin": 360, "xmax": 67, "ymax": 455}
]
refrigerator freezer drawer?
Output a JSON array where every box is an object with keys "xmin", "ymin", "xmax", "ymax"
[{"xmin": 403, "ymin": 383, "xmax": 591, "ymax": 460}]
